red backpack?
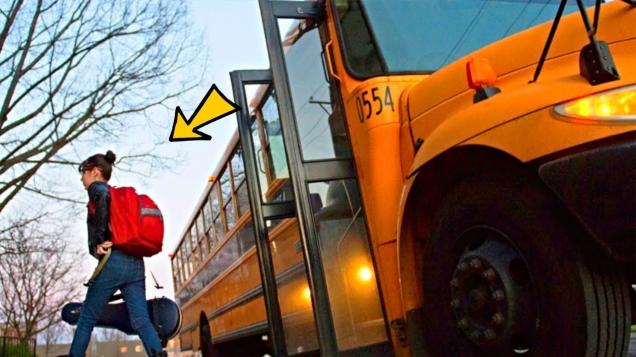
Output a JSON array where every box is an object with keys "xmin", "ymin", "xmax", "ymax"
[{"xmin": 91, "ymin": 186, "xmax": 164, "ymax": 257}]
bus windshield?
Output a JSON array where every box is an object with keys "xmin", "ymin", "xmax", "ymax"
[{"xmin": 335, "ymin": 0, "xmax": 595, "ymax": 76}]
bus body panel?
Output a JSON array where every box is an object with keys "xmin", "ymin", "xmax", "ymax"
[
  {"xmin": 176, "ymin": 218, "xmax": 309, "ymax": 347},
  {"xmin": 407, "ymin": 39, "xmax": 636, "ymax": 176}
]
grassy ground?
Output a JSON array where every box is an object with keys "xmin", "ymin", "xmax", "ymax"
[{"xmin": 632, "ymin": 324, "xmax": 636, "ymax": 333}]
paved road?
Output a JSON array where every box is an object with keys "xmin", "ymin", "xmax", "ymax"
[{"xmin": 629, "ymin": 333, "xmax": 635, "ymax": 357}]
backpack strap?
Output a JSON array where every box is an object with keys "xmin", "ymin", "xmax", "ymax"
[{"xmin": 84, "ymin": 248, "xmax": 112, "ymax": 287}]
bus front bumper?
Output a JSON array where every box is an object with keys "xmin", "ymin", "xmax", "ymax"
[{"xmin": 538, "ymin": 135, "xmax": 636, "ymax": 263}]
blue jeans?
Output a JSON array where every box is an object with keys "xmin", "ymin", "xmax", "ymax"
[{"xmin": 69, "ymin": 250, "xmax": 163, "ymax": 356}]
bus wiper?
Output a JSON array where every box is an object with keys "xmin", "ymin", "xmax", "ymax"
[{"xmin": 530, "ymin": 0, "xmax": 620, "ymax": 86}]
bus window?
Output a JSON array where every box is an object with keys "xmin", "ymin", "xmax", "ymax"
[
  {"xmin": 210, "ymin": 182, "xmax": 221, "ymax": 218},
  {"xmin": 190, "ymin": 225, "xmax": 200, "ymax": 265},
  {"xmin": 196, "ymin": 213, "xmax": 207, "ymax": 257},
  {"xmin": 210, "ymin": 183, "xmax": 225, "ymax": 241},
  {"xmin": 231, "ymin": 146, "xmax": 245, "ymax": 187},
  {"xmin": 178, "ymin": 249, "xmax": 186, "ymax": 283},
  {"xmin": 203, "ymin": 198, "xmax": 214, "ymax": 251},
  {"xmin": 236, "ymin": 180, "xmax": 249, "ymax": 218},
  {"xmin": 183, "ymin": 233, "xmax": 193, "ymax": 277},
  {"xmin": 214, "ymin": 214, "xmax": 224, "ymax": 243},
  {"xmin": 224, "ymin": 198, "xmax": 236, "ymax": 232},
  {"xmin": 171, "ymin": 258, "xmax": 179, "ymax": 288},
  {"xmin": 220, "ymin": 169, "xmax": 232, "ymax": 203}
]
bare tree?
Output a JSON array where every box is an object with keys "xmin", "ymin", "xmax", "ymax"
[
  {"xmin": 0, "ymin": 213, "xmax": 48, "ymax": 257},
  {"xmin": 0, "ymin": 216, "xmax": 83, "ymax": 343},
  {"xmin": 41, "ymin": 320, "xmax": 72, "ymax": 355},
  {"xmin": 0, "ymin": 0, "xmax": 201, "ymax": 214},
  {"xmin": 94, "ymin": 327, "xmax": 131, "ymax": 343}
]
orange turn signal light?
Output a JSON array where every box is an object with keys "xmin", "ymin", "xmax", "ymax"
[{"xmin": 466, "ymin": 58, "xmax": 498, "ymax": 90}]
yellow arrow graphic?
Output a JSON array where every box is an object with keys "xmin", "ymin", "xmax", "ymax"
[{"xmin": 169, "ymin": 84, "xmax": 240, "ymax": 142}]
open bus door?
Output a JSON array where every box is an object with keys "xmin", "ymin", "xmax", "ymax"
[
  {"xmin": 231, "ymin": 66, "xmax": 390, "ymax": 355},
  {"xmin": 230, "ymin": 2, "xmax": 392, "ymax": 353}
]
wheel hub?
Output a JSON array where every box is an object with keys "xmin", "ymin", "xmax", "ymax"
[{"xmin": 449, "ymin": 233, "xmax": 536, "ymax": 351}]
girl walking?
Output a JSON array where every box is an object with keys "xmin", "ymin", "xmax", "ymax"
[{"xmin": 69, "ymin": 150, "xmax": 165, "ymax": 357}]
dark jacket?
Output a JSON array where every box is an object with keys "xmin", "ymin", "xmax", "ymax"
[{"xmin": 87, "ymin": 181, "xmax": 111, "ymax": 259}]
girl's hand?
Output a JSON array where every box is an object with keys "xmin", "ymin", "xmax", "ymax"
[{"xmin": 97, "ymin": 241, "xmax": 113, "ymax": 255}]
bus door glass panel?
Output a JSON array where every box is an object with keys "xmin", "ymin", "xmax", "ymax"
[
  {"xmin": 279, "ymin": 20, "xmax": 352, "ymax": 161},
  {"xmin": 244, "ymin": 84, "xmax": 319, "ymax": 355},
  {"xmin": 261, "ymin": 92, "xmax": 289, "ymax": 182},
  {"xmin": 308, "ymin": 180, "xmax": 386, "ymax": 349},
  {"xmin": 277, "ymin": 19, "xmax": 388, "ymax": 351},
  {"xmin": 250, "ymin": 114, "xmax": 270, "ymax": 201},
  {"xmin": 267, "ymin": 219, "xmax": 319, "ymax": 355}
]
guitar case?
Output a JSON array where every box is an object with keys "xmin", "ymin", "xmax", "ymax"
[{"xmin": 61, "ymin": 294, "xmax": 182, "ymax": 347}]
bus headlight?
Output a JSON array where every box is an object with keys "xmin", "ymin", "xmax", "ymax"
[{"xmin": 554, "ymin": 85, "xmax": 636, "ymax": 124}]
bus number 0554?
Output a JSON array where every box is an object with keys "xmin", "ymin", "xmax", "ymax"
[{"xmin": 356, "ymin": 86, "xmax": 395, "ymax": 123}]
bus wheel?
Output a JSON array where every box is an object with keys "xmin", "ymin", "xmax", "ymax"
[
  {"xmin": 421, "ymin": 172, "xmax": 631, "ymax": 356},
  {"xmin": 199, "ymin": 313, "xmax": 215, "ymax": 356}
]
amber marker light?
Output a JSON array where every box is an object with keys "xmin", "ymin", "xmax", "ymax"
[
  {"xmin": 554, "ymin": 85, "xmax": 636, "ymax": 124},
  {"xmin": 303, "ymin": 286, "xmax": 311, "ymax": 302},
  {"xmin": 357, "ymin": 266, "xmax": 373, "ymax": 283}
]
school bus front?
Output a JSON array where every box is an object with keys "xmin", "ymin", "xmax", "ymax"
[{"xmin": 322, "ymin": 0, "xmax": 636, "ymax": 355}]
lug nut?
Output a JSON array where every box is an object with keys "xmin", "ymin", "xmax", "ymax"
[
  {"xmin": 458, "ymin": 319, "xmax": 468, "ymax": 329},
  {"xmin": 457, "ymin": 262, "xmax": 468, "ymax": 272},
  {"xmin": 450, "ymin": 278, "xmax": 459, "ymax": 288},
  {"xmin": 470, "ymin": 258, "xmax": 482, "ymax": 270},
  {"xmin": 492, "ymin": 290, "xmax": 505, "ymax": 301},
  {"xmin": 484, "ymin": 329, "xmax": 496, "ymax": 340},
  {"xmin": 482, "ymin": 268, "xmax": 496, "ymax": 281},
  {"xmin": 492, "ymin": 313, "xmax": 505, "ymax": 325},
  {"xmin": 450, "ymin": 299, "xmax": 460, "ymax": 309}
]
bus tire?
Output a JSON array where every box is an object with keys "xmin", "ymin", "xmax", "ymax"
[
  {"xmin": 421, "ymin": 172, "xmax": 631, "ymax": 356},
  {"xmin": 199, "ymin": 313, "xmax": 215, "ymax": 357}
]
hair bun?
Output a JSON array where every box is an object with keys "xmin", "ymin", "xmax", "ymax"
[{"xmin": 105, "ymin": 150, "xmax": 116, "ymax": 164}]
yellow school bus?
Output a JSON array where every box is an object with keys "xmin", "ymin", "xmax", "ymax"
[{"xmin": 173, "ymin": 0, "xmax": 636, "ymax": 355}]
